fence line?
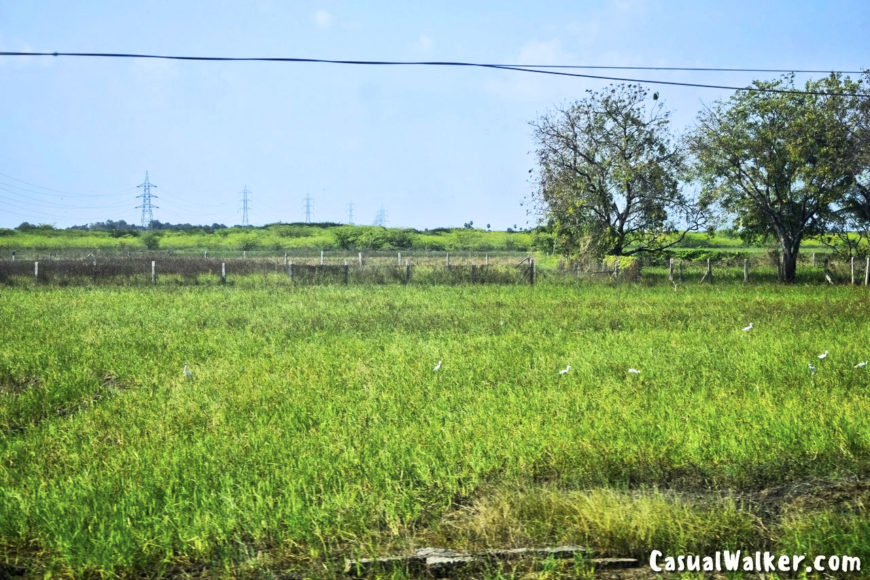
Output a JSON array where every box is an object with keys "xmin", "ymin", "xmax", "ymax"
[{"xmin": 1, "ymin": 255, "xmax": 868, "ymax": 287}]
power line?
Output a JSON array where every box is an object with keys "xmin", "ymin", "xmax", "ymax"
[
  {"xmin": 1, "ymin": 51, "xmax": 866, "ymax": 97},
  {"xmin": 0, "ymin": 51, "xmax": 863, "ymax": 74},
  {"xmin": 0, "ymin": 171, "xmax": 136, "ymax": 199}
]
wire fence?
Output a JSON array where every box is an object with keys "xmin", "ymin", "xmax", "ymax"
[
  {"xmin": 0, "ymin": 256, "xmax": 536, "ymax": 286},
  {"xmin": 1, "ymin": 253, "xmax": 868, "ymax": 287}
]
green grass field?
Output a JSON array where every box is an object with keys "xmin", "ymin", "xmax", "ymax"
[{"xmin": 2, "ymin": 282, "xmax": 869, "ymax": 577}]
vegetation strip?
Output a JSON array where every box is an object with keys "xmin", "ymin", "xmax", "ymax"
[{"xmin": 1, "ymin": 283, "xmax": 868, "ymax": 576}]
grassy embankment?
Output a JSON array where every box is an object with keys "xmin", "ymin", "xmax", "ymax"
[
  {"xmin": 0, "ymin": 224, "xmax": 534, "ymax": 257},
  {"xmin": 0, "ymin": 223, "xmax": 834, "ymax": 262},
  {"xmin": 1, "ymin": 282, "xmax": 869, "ymax": 577}
]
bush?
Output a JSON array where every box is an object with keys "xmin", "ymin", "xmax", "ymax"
[
  {"xmin": 141, "ymin": 232, "xmax": 161, "ymax": 250},
  {"xmin": 602, "ymin": 255, "xmax": 642, "ymax": 280}
]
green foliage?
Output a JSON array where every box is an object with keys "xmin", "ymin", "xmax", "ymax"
[
  {"xmin": 0, "ymin": 224, "xmax": 533, "ymax": 255},
  {"xmin": 531, "ymin": 83, "xmax": 703, "ymax": 259},
  {"xmin": 141, "ymin": 232, "xmax": 161, "ymax": 250},
  {"xmin": 600, "ymin": 254, "xmax": 639, "ymax": 270},
  {"xmin": 332, "ymin": 225, "xmax": 392, "ymax": 250},
  {"xmin": 109, "ymin": 229, "xmax": 138, "ymax": 239},
  {"xmin": 15, "ymin": 222, "xmax": 56, "ymax": 233},
  {"xmin": 689, "ymin": 73, "xmax": 867, "ymax": 280}
]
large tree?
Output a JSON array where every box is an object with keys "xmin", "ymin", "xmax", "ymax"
[
  {"xmin": 531, "ymin": 83, "xmax": 703, "ymax": 258},
  {"xmin": 827, "ymin": 71, "xmax": 870, "ymax": 257},
  {"xmin": 689, "ymin": 74, "xmax": 866, "ymax": 281}
]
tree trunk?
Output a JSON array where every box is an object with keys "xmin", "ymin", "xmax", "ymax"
[{"xmin": 781, "ymin": 245, "xmax": 798, "ymax": 283}]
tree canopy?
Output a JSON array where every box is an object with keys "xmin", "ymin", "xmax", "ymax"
[
  {"xmin": 531, "ymin": 83, "xmax": 704, "ymax": 258},
  {"xmin": 689, "ymin": 73, "xmax": 867, "ymax": 281}
]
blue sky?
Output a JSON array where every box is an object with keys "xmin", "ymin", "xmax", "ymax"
[{"xmin": 0, "ymin": 1, "xmax": 867, "ymax": 230}]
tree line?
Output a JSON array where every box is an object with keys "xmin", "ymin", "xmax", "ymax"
[{"xmin": 531, "ymin": 73, "xmax": 869, "ymax": 282}]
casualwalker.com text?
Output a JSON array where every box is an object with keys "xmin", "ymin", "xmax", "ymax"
[{"xmin": 649, "ymin": 550, "xmax": 861, "ymax": 574}]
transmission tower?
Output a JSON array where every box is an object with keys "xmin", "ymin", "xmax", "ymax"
[
  {"xmin": 373, "ymin": 206, "xmax": 387, "ymax": 227},
  {"xmin": 241, "ymin": 185, "xmax": 251, "ymax": 226},
  {"xmin": 304, "ymin": 194, "xmax": 312, "ymax": 223},
  {"xmin": 347, "ymin": 202, "xmax": 354, "ymax": 224},
  {"xmin": 136, "ymin": 171, "xmax": 158, "ymax": 229}
]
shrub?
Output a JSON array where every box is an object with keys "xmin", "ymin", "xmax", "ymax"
[
  {"xmin": 141, "ymin": 232, "xmax": 161, "ymax": 250},
  {"xmin": 602, "ymin": 255, "xmax": 641, "ymax": 280}
]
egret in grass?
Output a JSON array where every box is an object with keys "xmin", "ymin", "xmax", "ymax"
[
  {"xmin": 855, "ymin": 361, "xmax": 868, "ymax": 369},
  {"xmin": 433, "ymin": 360, "xmax": 442, "ymax": 372},
  {"xmin": 628, "ymin": 368, "xmax": 641, "ymax": 374},
  {"xmin": 742, "ymin": 322, "xmax": 753, "ymax": 332},
  {"xmin": 184, "ymin": 363, "xmax": 193, "ymax": 379},
  {"xmin": 818, "ymin": 350, "xmax": 828, "ymax": 360},
  {"xmin": 559, "ymin": 365, "xmax": 571, "ymax": 375},
  {"xmin": 809, "ymin": 363, "xmax": 817, "ymax": 375}
]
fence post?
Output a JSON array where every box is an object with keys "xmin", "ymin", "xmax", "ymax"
[
  {"xmin": 485, "ymin": 254, "xmax": 489, "ymax": 266},
  {"xmin": 221, "ymin": 262, "xmax": 226, "ymax": 284},
  {"xmin": 744, "ymin": 259, "xmax": 749, "ymax": 283},
  {"xmin": 851, "ymin": 257, "xmax": 855, "ymax": 285},
  {"xmin": 151, "ymin": 260, "xmax": 156, "ymax": 284},
  {"xmin": 700, "ymin": 258, "xmax": 713, "ymax": 284},
  {"xmin": 668, "ymin": 258, "xmax": 674, "ymax": 282},
  {"xmin": 358, "ymin": 252, "xmax": 363, "ymax": 267},
  {"xmin": 243, "ymin": 250, "xmax": 246, "ymax": 259},
  {"xmin": 446, "ymin": 252, "xmax": 450, "ymax": 267},
  {"xmin": 678, "ymin": 260, "xmax": 683, "ymax": 282},
  {"xmin": 34, "ymin": 261, "xmax": 38, "ymax": 280},
  {"xmin": 405, "ymin": 260, "xmax": 410, "ymax": 284},
  {"xmin": 288, "ymin": 260, "xmax": 294, "ymax": 283},
  {"xmin": 812, "ymin": 253, "xmax": 816, "ymax": 268},
  {"xmin": 398, "ymin": 252, "xmax": 401, "ymax": 265},
  {"xmin": 866, "ymin": 257, "xmax": 869, "ymax": 287},
  {"xmin": 284, "ymin": 252, "xmax": 288, "ymax": 266},
  {"xmin": 471, "ymin": 263, "xmax": 477, "ymax": 283},
  {"xmin": 320, "ymin": 250, "xmax": 324, "ymax": 265},
  {"xmin": 529, "ymin": 258, "xmax": 535, "ymax": 285},
  {"xmin": 204, "ymin": 250, "xmax": 208, "ymax": 259},
  {"xmin": 344, "ymin": 260, "xmax": 349, "ymax": 285}
]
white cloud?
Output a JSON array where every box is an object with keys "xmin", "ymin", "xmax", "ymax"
[
  {"xmin": 314, "ymin": 10, "xmax": 333, "ymax": 29},
  {"xmin": 414, "ymin": 34, "xmax": 434, "ymax": 55},
  {"xmin": 486, "ymin": 38, "xmax": 578, "ymax": 102}
]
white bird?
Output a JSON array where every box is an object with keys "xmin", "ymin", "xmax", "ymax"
[
  {"xmin": 559, "ymin": 365, "xmax": 571, "ymax": 375},
  {"xmin": 818, "ymin": 350, "xmax": 828, "ymax": 360},
  {"xmin": 808, "ymin": 363, "xmax": 817, "ymax": 375},
  {"xmin": 184, "ymin": 363, "xmax": 193, "ymax": 379},
  {"xmin": 628, "ymin": 368, "xmax": 641, "ymax": 374},
  {"xmin": 855, "ymin": 361, "xmax": 867, "ymax": 369},
  {"xmin": 433, "ymin": 360, "xmax": 442, "ymax": 372},
  {"xmin": 742, "ymin": 322, "xmax": 753, "ymax": 332}
]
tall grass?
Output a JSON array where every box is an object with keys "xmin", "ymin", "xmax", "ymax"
[{"xmin": 1, "ymin": 283, "xmax": 869, "ymax": 576}]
